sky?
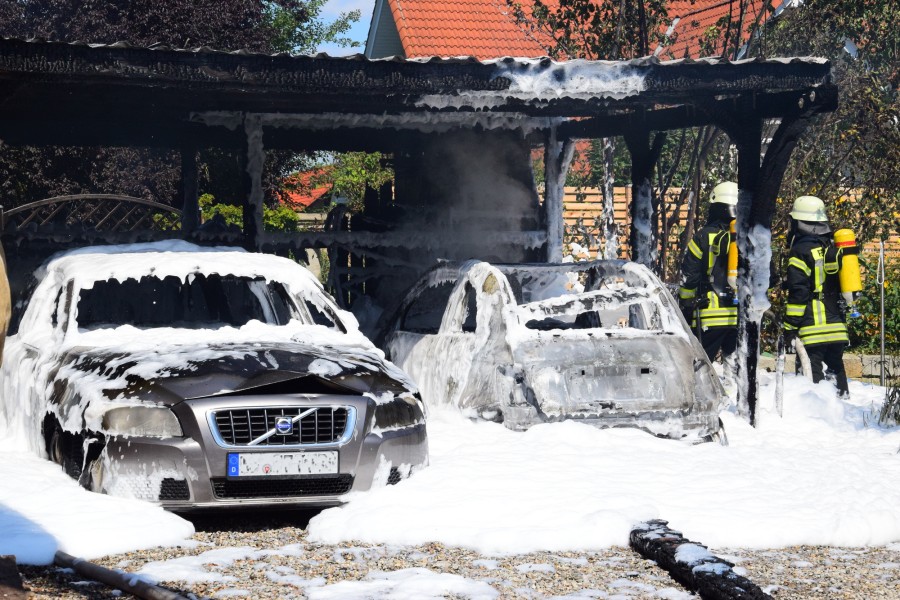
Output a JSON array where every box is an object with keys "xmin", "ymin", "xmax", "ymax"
[{"xmin": 317, "ymin": 0, "xmax": 375, "ymax": 56}]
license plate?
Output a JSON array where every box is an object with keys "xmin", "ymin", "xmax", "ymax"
[{"xmin": 227, "ymin": 451, "xmax": 338, "ymax": 477}]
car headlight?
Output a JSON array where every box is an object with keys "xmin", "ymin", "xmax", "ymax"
[
  {"xmin": 101, "ymin": 406, "xmax": 183, "ymax": 438},
  {"xmin": 372, "ymin": 394, "xmax": 426, "ymax": 432}
]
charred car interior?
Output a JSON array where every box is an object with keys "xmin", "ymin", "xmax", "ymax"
[{"xmin": 382, "ymin": 260, "xmax": 724, "ymax": 441}]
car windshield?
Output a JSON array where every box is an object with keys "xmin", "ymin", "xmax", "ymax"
[
  {"xmin": 518, "ymin": 293, "xmax": 662, "ymax": 332},
  {"xmin": 76, "ymin": 274, "xmax": 299, "ymax": 330}
]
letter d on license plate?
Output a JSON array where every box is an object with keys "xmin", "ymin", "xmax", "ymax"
[{"xmin": 227, "ymin": 451, "xmax": 338, "ymax": 477}]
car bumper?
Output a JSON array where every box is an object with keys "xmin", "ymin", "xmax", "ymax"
[{"xmin": 91, "ymin": 394, "xmax": 428, "ymax": 509}]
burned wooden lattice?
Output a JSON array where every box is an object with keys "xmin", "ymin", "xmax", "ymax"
[{"xmin": 1, "ymin": 194, "xmax": 182, "ymax": 236}]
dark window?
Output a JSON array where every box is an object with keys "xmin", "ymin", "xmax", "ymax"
[
  {"xmin": 462, "ymin": 283, "xmax": 477, "ymax": 333},
  {"xmin": 303, "ymin": 299, "xmax": 346, "ymax": 333},
  {"xmin": 76, "ymin": 274, "xmax": 297, "ymax": 330},
  {"xmin": 400, "ymin": 281, "xmax": 454, "ymax": 334}
]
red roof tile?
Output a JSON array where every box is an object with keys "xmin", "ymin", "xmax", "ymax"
[
  {"xmin": 385, "ymin": 0, "xmax": 779, "ymax": 60},
  {"xmin": 658, "ymin": 0, "xmax": 777, "ymax": 59},
  {"xmin": 282, "ymin": 168, "xmax": 333, "ymax": 210},
  {"xmin": 387, "ymin": 0, "xmax": 549, "ymax": 59}
]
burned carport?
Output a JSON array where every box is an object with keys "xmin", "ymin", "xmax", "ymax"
[{"xmin": 0, "ymin": 37, "xmax": 837, "ymax": 422}]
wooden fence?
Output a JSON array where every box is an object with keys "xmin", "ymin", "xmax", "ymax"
[{"xmin": 563, "ymin": 186, "xmax": 900, "ymax": 266}]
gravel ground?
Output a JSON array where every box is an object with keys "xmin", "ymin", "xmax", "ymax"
[{"xmin": 17, "ymin": 514, "xmax": 900, "ymax": 599}]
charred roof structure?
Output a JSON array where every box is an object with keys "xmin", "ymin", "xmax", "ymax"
[{"xmin": 0, "ymin": 37, "xmax": 836, "ymax": 422}]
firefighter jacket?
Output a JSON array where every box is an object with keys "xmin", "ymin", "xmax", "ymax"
[
  {"xmin": 679, "ymin": 221, "xmax": 737, "ymax": 330},
  {"xmin": 784, "ymin": 234, "xmax": 849, "ymax": 346}
]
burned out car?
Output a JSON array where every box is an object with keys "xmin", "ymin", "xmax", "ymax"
[
  {"xmin": 0, "ymin": 241, "xmax": 427, "ymax": 508},
  {"xmin": 383, "ymin": 260, "xmax": 723, "ymax": 441}
]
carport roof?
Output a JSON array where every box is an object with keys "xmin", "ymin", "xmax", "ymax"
[{"xmin": 0, "ymin": 37, "xmax": 836, "ymax": 150}]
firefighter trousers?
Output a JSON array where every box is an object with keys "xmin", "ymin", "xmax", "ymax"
[
  {"xmin": 805, "ymin": 342, "xmax": 849, "ymax": 396},
  {"xmin": 701, "ymin": 327, "xmax": 737, "ymax": 362}
]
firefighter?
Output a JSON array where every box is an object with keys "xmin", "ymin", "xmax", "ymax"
[
  {"xmin": 679, "ymin": 181, "xmax": 739, "ymax": 363},
  {"xmin": 783, "ymin": 195, "xmax": 850, "ymax": 397}
]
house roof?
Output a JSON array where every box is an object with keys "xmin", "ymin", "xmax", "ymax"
[
  {"xmin": 369, "ymin": 0, "xmax": 786, "ymax": 60},
  {"xmin": 378, "ymin": 0, "xmax": 548, "ymax": 60},
  {"xmin": 658, "ymin": 0, "xmax": 781, "ymax": 59},
  {"xmin": 282, "ymin": 169, "xmax": 333, "ymax": 210}
]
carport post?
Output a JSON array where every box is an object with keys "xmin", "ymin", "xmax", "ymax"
[
  {"xmin": 180, "ymin": 142, "xmax": 199, "ymax": 235},
  {"xmin": 734, "ymin": 116, "xmax": 763, "ymax": 426},
  {"xmin": 242, "ymin": 114, "xmax": 265, "ymax": 251},
  {"xmin": 543, "ymin": 127, "xmax": 574, "ymax": 262},
  {"xmin": 624, "ymin": 128, "xmax": 666, "ymax": 271}
]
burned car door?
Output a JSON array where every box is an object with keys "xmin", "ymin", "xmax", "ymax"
[
  {"xmin": 385, "ymin": 276, "xmax": 456, "ymax": 407},
  {"xmin": 449, "ymin": 268, "xmax": 517, "ymax": 419}
]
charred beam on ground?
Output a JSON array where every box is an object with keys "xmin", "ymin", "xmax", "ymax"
[
  {"xmin": 0, "ymin": 555, "xmax": 27, "ymax": 600},
  {"xmin": 54, "ymin": 551, "xmax": 188, "ymax": 600},
  {"xmin": 630, "ymin": 520, "xmax": 772, "ymax": 600}
]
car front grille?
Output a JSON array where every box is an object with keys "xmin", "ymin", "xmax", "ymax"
[
  {"xmin": 211, "ymin": 475, "xmax": 354, "ymax": 499},
  {"xmin": 158, "ymin": 478, "xmax": 190, "ymax": 501},
  {"xmin": 212, "ymin": 407, "xmax": 349, "ymax": 446}
]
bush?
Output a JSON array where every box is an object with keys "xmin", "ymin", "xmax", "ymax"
[{"xmin": 847, "ymin": 255, "xmax": 900, "ymax": 353}]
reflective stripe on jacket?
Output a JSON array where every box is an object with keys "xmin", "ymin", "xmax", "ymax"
[
  {"xmin": 679, "ymin": 223, "xmax": 736, "ymax": 330},
  {"xmin": 784, "ymin": 236, "xmax": 848, "ymax": 347}
]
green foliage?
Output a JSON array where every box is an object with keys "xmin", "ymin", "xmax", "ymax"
[
  {"xmin": 199, "ymin": 193, "xmax": 303, "ymax": 232},
  {"xmin": 265, "ymin": 0, "xmax": 360, "ymax": 54},
  {"xmin": 507, "ymin": 0, "xmax": 668, "ymax": 59},
  {"xmin": 306, "ymin": 152, "xmax": 394, "ymax": 212},
  {"xmin": 761, "ymin": 1, "xmax": 900, "ymax": 246},
  {"xmin": 847, "ymin": 256, "xmax": 900, "ymax": 353}
]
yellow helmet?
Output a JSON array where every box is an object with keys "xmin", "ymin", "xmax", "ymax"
[
  {"xmin": 790, "ymin": 195, "xmax": 828, "ymax": 222},
  {"xmin": 710, "ymin": 181, "xmax": 738, "ymax": 205}
]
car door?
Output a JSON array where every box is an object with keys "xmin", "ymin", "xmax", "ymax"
[
  {"xmin": 433, "ymin": 263, "xmax": 515, "ymax": 413},
  {"xmin": 1, "ymin": 275, "xmax": 72, "ymax": 450},
  {"xmin": 384, "ymin": 274, "xmax": 457, "ymax": 408},
  {"xmin": 444, "ymin": 263, "xmax": 515, "ymax": 419}
]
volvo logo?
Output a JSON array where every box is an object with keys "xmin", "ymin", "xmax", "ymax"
[{"xmin": 274, "ymin": 417, "xmax": 293, "ymax": 435}]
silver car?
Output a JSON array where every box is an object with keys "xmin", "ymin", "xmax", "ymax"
[
  {"xmin": 1, "ymin": 242, "xmax": 427, "ymax": 509},
  {"xmin": 382, "ymin": 260, "xmax": 723, "ymax": 441}
]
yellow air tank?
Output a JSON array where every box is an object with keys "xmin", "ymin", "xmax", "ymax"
[
  {"xmin": 834, "ymin": 228, "xmax": 862, "ymax": 317},
  {"xmin": 727, "ymin": 219, "xmax": 738, "ymax": 291}
]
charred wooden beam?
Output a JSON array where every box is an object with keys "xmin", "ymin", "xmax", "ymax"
[
  {"xmin": 630, "ymin": 520, "xmax": 771, "ymax": 600},
  {"xmin": 180, "ymin": 144, "xmax": 199, "ymax": 235},
  {"xmin": 625, "ymin": 128, "xmax": 666, "ymax": 270},
  {"xmin": 557, "ymin": 87, "xmax": 837, "ymax": 140},
  {"xmin": 734, "ymin": 104, "xmax": 763, "ymax": 426},
  {"xmin": 0, "ymin": 555, "xmax": 26, "ymax": 600},
  {"xmin": 241, "ymin": 115, "xmax": 265, "ymax": 251}
]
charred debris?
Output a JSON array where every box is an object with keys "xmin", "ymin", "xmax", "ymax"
[{"xmin": 0, "ymin": 38, "xmax": 837, "ymax": 420}]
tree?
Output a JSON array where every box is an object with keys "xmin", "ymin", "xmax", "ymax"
[
  {"xmin": 0, "ymin": 0, "xmax": 361, "ymax": 211},
  {"xmin": 756, "ymin": 0, "xmax": 900, "ymax": 246},
  {"xmin": 509, "ymin": 0, "xmax": 778, "ymax": 279}
]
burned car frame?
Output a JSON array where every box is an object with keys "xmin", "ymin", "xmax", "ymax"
[
  {"xmin": 0, "ymin": 241, "xmax": 427, "ymax": 509},
  {"xmin": 382, "ymin": 260, "xmax": 723, "ymax": 441}
]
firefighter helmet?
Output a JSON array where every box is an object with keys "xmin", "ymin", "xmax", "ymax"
[
  {"xmin": 790, "ymin": 195, "xmax": 828, "ymax": 222},
  {"xmin": 710, "ymin": 181, "xmax": 738, "ymax": 205}
]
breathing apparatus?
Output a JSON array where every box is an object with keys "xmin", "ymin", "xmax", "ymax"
[
  {"xmin": 727, "ymin": 219, "xmax": 738, "ymax": 291},
  {"xmin": 834, "ymin": 228, "xmax": 862, "ymax": 318},
  {"xmin": 710, "ymin": 182, "xmax": 740, "ymax": 304}
]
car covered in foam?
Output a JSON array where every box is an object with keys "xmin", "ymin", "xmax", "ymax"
[
  {"xmin": 0, "ymin": 241, "xmax": 427, "ymax": 509},
  {"xmin": 382, "ymin": 260, "xmax": 723, "ymax": 441}
]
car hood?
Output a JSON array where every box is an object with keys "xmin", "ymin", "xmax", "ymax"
[{"xmin": 56, "ymin": 340, "xmax": 418, "ymax": 408}]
